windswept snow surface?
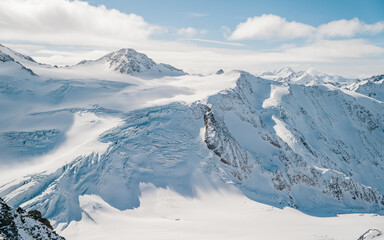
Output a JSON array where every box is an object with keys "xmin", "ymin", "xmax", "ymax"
[
  {"xmin": 262, "ymin": 84, "xmax": 290, "ymax": 108},
  {"xmin": 60, "ymin": 184, "xmax": 384, "ymax": 240},
  {"xmin": 1, "ymin": 45, "xmax": 384, "ymax": 240}
]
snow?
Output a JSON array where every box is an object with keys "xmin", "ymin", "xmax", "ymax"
[
  {"xmin": 259, "ymin": 67, "xmax": 353, "ymax": 86},
  {"xmin": 1, "ymin": 46, "xmax": 384, "ymax": 240},
  {"xmin": 60, "ymin": 184, "xmax": 384, "ymax": 240},
  {"xmin": 262, "ymin": 83, "xmax": 290, "ymax": 108},
  {"xmin": 0, "ymin": 112, "xmax": 120, "ymax": 184},
  {"xmin": 271, "ymin": 115, "xmax": 300, "ymax": 153}
]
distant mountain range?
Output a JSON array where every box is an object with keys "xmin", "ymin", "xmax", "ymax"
[{"xmin": 0, "ymin": 44, "xmax": 383, "ymax": 239}]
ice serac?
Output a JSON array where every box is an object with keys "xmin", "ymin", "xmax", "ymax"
[
  {"xmin": 76, "ymin": 48, "xmax": 186, "ymax": 77},
  {"xmin": 0, "ymin": 197, "xmax": 65, "ymax": 240},
  {"xmin": 0, "ymin": 104, "xmax": 212, "ymax": 226}
]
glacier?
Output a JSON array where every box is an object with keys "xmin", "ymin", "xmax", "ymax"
[{"xmin": 0, "ymin": 44, "xmax": 383, "ymax": 239}]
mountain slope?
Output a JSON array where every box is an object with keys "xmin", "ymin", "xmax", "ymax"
[
  {"xmin": 204, "ymin": 72, "xmax": 384, "ymax": 213},
  {"xmin": 347, "ymin": 74, "xmax": 384, "ymax": 102},
  {"xmin": 73, "ymin": 48, "xmax": 186, "ymax": 77},
  {"xmin": 0, "ymin": 51, "xmax": 37, "ymax": 77},
  {"xmin": 259, "ymin": 67, "xmax": 352, "ymax": 86},
  {"xmin": 0, "ymin": 46, "xmax": 383, "ymax": 232},
  {"xmin": 0, "ymin": 197, "xmax": 65, "ymax": 240},
  {"xmin": 1, "ymin": 72, "xmax": 384, "ymax": 227}
]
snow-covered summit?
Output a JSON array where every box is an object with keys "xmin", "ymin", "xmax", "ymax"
[
  {"xmin": 259, "ymin": 66, "xmax": 352, "ymax": 86},
  {"xmin": 0, "ymin": 50, "xmax": 37, "ymax": 76},
  {"xmin": 74, "ymin": 48, "xmax": 186, "ymax": 77},
  {"xmin": 346, "ymin": 74, "xmax": 384, "ymax": 102},
  {"xmin": 259, "ymin": 66, "xmax": 295, "ymax": 80},
  {"xmin": 0, "ymin": 44, "xmax": 37, "ymax": 65}
]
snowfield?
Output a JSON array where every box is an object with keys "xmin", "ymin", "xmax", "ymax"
[
  {"xmin": 61, "ymin": 184, "xmax": 384, "ymax": 240},
  {"xmin": 1, "ymin": 44, "xmax": 384, "ymax": 240}
]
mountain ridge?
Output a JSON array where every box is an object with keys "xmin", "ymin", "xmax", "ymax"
[
  {"xmin": 72, "ymin": 48, "xmax": 186, "ymax": 77},
  {"xmin": 0, "ymin": 45, "xmax": 383, "ymax": 234}
]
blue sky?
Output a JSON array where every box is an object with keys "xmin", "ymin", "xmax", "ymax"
[
  {"xmin": 84, "ymin": 0, "xmax": 384, "ymax": 26},
  {"xmin": 83, "ymin": 0, "xmax": 384, "ymax": 49},
  {"xmin": 0, "ymin": 0, "xmax": 383, "ymax": 76}
]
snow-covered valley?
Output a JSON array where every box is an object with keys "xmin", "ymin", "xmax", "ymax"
[{"xmin": 0, "ymin": 43, "xmax": 383, "ymax": 240}]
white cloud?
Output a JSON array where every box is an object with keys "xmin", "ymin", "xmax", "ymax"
[
  {"xmin": 317, "ymin": 18, "xmax": 384, "ymax": 38},
  {"xmin": 4, "ymin": 38, "xmax": 384, "ymax": 78},
  {"xmin": 144, "ymin": 39, "xmax": 384, "ymax": 78},
  {"xmin": 190, "ymin": 38, "xmax": 245, "ymax": 47},
  {"xmin": 177, "ymin": 27, "xmax": 207, "ymax": 38},
  {"xmin": 228, "ymin": 14, "xmax": 316, "ymax": 40},
  {"xmin": 0, "ymin": 0, "xmax": 162, "ymax": 46},
  {"xmin": 0, "ymin": 1, "xmax": 383, "ymax": 77},
  {"xmin": 228, "ymin": 14, "xmax": 384, "ymax": 41},
  {"xmin": 282, "ymin": 39, "xmax": 384, "ymax": 61},
  {"xmin": 189, "ymin": 12, "xmax": 208, "ymax": 18}
]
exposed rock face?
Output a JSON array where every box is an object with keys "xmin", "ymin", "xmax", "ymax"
[
  {"xmin": 358, "ymin": 229, "xmax": 383, "ymax": 240},
  {"xmin": 203, "ymin": 73, "xmax": 384, "ymax": 212},
  {"xmin": 216, "ymin": 69, "xmax": 224, "ymax": 75},
  {"xmin": 0, "ymin": 52, "xmax": 14, "ymax": 62},
  {"xmin": 0, "ymin": 198, "xmax": 65, "ymax": 240}
]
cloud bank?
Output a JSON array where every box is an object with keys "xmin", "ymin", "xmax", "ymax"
[
  {"xmin": 177, "ymin": 27, "xmax": 207, "ymax": 38},
  {"xmin": 228, "ymin": 14, "xmax": 384, "ymax": 40},
  {"xmin": 0, "ymin": 0, "xmax": 161, "ymax": 46},
  {"xmin": 0, "ymin": 0, "xmax": 383, "ymax": 77},
  {"xmin": 228, "ymin": 14, "xmax": 316, "ymax": 40},
  {"xmin": 317, "ymin": 18, "xmax": 384, "ymax": 38}
]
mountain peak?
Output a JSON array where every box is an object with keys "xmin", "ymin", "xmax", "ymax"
[
  {"xmin": 104, "ymin": 48, "xmax": 150, "ymax": 59},
  {"xmin": 74, "ymin": 48, "xmax": 186, "ymax": 77},
  {"xmin": 114, "ymin": 48, "xmax": 140, "ymax": 54},
  {"xmin": 0, "ymin": 50, "xmax": 37, "ymax": 76},
  {"xmin": 0, "ymin": 44, "xmax": 37, "ymax": 64},
  {"xmin": 101, "ymin": 48, "xmax": 157, "ymax": 74},
  {"xmin": 273, "ymin": 66, "xmax": 295, "ymax": 76}
]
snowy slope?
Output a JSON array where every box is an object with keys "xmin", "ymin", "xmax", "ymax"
[
  {"xmin": 1, "ymin": 71, "xmax": 383, "ymax": 223},
  {"xmin": 0, "ymin": 44, "xmax": 52, "ymax": 73},
  {"xmin": 346, "ymin": 75, "xmax": 384, "ymax": 102},
  {"xmin": 0, "ymin": 46, "xmax": 383, "ymax": 239},
  {"xmin": 0, "ymin": 51, "xmax": 37, "ymax": 77},
  {"xmin": 57, "ymin": 185, "xmax": 384, "ymax": 240},
  {"xmin": 204, "ymin": 72, "xmax": 384, "ymax": 214}
]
